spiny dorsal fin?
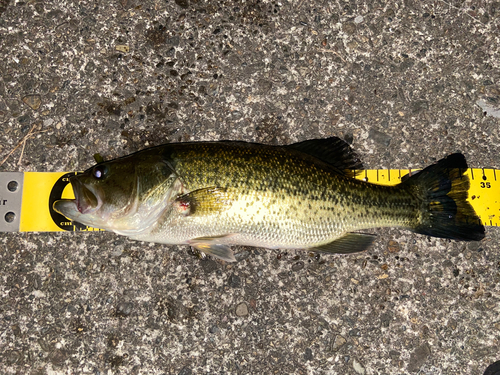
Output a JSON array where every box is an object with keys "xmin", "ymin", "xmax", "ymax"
[
  {"xmin": 286, "ymin": 137, "xmax": 363, "ymax": 177},
  {"xmin": 93, "ymin": 153, "xmax": 105, "ymax": 163}
]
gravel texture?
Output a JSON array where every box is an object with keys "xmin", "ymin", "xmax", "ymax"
[{"xmin": 1, "ymin": 0, "xmax": 500, "ymax": 374}]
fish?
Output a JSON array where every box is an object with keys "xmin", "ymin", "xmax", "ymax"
[{"xmin": 53, "ymin": 137, "xmax": 485, "ymax": 262}]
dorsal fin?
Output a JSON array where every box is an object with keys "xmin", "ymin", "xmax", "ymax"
[
  {"xmin": 286, "ymin": 137, "xmax": 363, "ymax": 177},
  {"xmin": 93, "ymin": 153, "xmax": 105, "ymax": 163}
]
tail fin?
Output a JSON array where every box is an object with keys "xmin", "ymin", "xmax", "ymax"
[{"xmin": 401, "ymin": 153, "xmax": 485, "ymax": 241}]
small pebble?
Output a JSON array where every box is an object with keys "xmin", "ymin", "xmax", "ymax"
[
  {"xmin": 477, "ymin": 98, "xmax": 500, "ymax": 118},
  {"xmin": 353, "ymin": 359, "xmax": 365, "ymax": 374},
  {"xmin": 388, "ymin": 240, "xmax": 400, "ymax": 253},
  {"xmin": 304, "ymin": 348, "xmax": 313, "ymax": 361},
  {"xmin": 331, "ymin": 335, "xmax": 346, "ymax": 352},
  {"xmin": 228, "ymin": 274, "xmax": 241, "ymax": 288},
  {"xmin": 235, "ymin": 302, "xmax": 248, "ymax": 317},
  {"xmin": 292, "ymin": 261, "xmax": 304, "ymax": 272},
  {"xmin": 342, "ymin": 22, "xmax": 356, "ymax": 35},
  {"xmin": 369, "ymin": 128, "xmax": 391, "ymax": 147},
  {"xmin": 235, "ymin": 250, "xmax": 250, "ymax": 262},
  {"xmin": 349, "ymin": 328, "xmax": 360, "ymax": 337},
  {"xmin": 174, "ymin": 0, "xmax": 189, "ymax": 9},
  {"xmin": 115, "ymin": 45, "xmax": 129, "ymax": 53},
  {"xmin": 115, "ymin": 301, "xmax": 133, "ymax": 317},
  {"xmin": 22, "ymin": 94, "xmax": 41, "ymax": 110},
  {"xmin": 354, "ymin": 15, "xmax": 364, "ymax": 24},
  {"xmin": 408, "ymin": 343, "xmax": 431, "ymax": 372}
]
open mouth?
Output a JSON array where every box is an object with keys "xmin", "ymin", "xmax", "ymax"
[
  {"xmin": 70, "ymin": 176, "xmax": 100, "ymax": 214},
  {"xmin": 53, "ymin": 176, "xmax": 104, "ymax": 225}
]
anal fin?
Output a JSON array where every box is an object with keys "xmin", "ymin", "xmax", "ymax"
[{"xmin": 309, "ymin": 233, "xmax": 376, "ymax": 254}]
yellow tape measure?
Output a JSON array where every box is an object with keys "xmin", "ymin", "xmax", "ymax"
[{"xmin": 0, "ymin": 169, "xmax": 498, "ymax": 232}]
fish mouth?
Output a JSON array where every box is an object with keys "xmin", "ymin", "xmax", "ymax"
[
  {"xmin": 70, "ymin": 176, "xmax": 102, "ymax": 214},
  {"xmin": 53, "ymin": 176, "xmax": 102, "ymax": 219}
]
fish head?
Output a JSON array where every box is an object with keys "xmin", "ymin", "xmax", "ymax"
[{"xmin": 53, "ymin": 158, "xmax": 143, "ymax": 231}]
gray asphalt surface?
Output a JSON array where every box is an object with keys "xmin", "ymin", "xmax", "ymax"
[{"xmin": 1, "ymin": 0, "xmax": 500, "ymax": 374}]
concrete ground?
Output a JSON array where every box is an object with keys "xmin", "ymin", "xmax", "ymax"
[{"xmin": 1, "ymin": 0, "xmax": 500, "ymax": 374}]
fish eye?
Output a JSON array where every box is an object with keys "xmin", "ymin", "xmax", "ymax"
[{"xmin": 92, "ymin": 165, "xmax": 108, "ymax": 180}]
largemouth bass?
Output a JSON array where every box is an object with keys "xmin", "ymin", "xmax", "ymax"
[{"xmin": 54, "ymin": 137, "xmax": 485, "ymax": 261}]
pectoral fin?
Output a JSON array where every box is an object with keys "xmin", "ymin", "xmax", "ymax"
[
  {"xmin": 189, "ymin": 235, "xmax": 236, "ymax": 262},
  {"xmin": 310, "ymin": 233, "xmax": 376, "ymax": 254},
  {"xmin": 174, "ymin": 187, "xmax": 232, "ymax": 216}
]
